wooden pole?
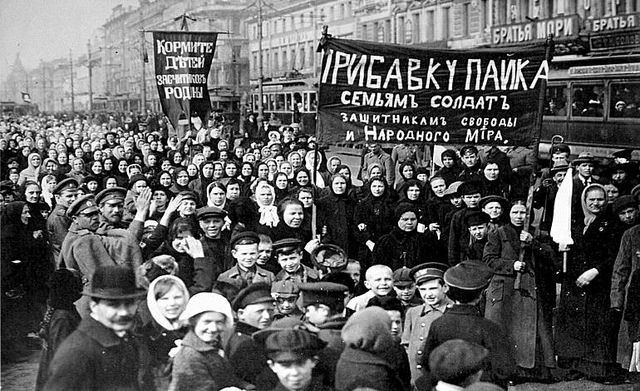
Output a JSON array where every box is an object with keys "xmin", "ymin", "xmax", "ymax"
[{"xmin": 515, "ymin": 35, "xmax": 554, "ymax": 290}]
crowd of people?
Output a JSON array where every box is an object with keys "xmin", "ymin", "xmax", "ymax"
[{"xmin": 1, "ymin": 110, "xmax": 639, "ymax": 391}]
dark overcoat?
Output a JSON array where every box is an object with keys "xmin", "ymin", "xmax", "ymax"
[
  {"xmin": 556, "ymin": 214, "xmax": 621, "ymax": 366},
  {"xmin": 43, "ymin": 316, "xmax": 152, "ymax": 391},
  {"xmin": 483, "ymin": 224, "xmax": 556, "ymax": 369},
  {"xmin": 335, "ymin": 347, "xmax": 406, "ymax": 391}
]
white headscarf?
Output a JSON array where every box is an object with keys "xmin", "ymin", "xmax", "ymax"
[
  {"xmin": 147, "ymin": 275, "xmax": 190, "ymax": 331},
  {"xmin": 254, "ymin": 182, "xmax": 280, "ymax": 228}
]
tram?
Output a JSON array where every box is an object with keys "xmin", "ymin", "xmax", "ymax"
[
  {"xmin": 541, "ymin": 58, "xmax": 640, "ymax": 159},
  {"xmin": 250, "ymin": 77, "xmax": 317, "ymax": 133}
]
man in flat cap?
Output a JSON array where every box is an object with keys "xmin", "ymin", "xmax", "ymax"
[
  {"xmin": 190, "ymin": 207, "xmax": 230, "ymax": 294},
  {"xmin": 44, "ymin": 265, "xmax": 151, "ymax": 391},
  {"xmin": 271, "ymin": 280, "xmax": 304, "ymax": 320},
  {"xmin": 46, "ymin": 177, "xmax": 78, "ymax": 266},
  {"xmin": 95, "ymin": 186, "xmax": 150, "ymax": 241},
  {"xmin": 253, "ymin": 328, "xmax": 330, "ymax": 391},
  {"xmin": 429, "ymin": 339, "xmax": 489, "ymax": 390},
  {"xmin": 217, "ymin": 231, "xmax": 276, "ymax": 290},
  {"xmin": 61, "ymin": 195, "xmax": 144, "ymax": 317},
  {"xmin": 299, "ymin": 282, "xmax": 349, "ymax": 351},
  {"xmin": 392, "ymin": 266, "xmax": 422, "ymax": 316},
  {"xmin": 571, "ymin": 152, "xmax": 602, "ymax": 219},
  {"xmin": 273, "ymin": 238, "xmax": 319, "ymax": 284},
  {"xmin": 423, "ymin": 261, "xmax": 515, "ymax": 389},
  {"xmin": 226, "ymin": 283, "xmax": 278, "ymax": 387},
  {"xmin": 401, "ymin": 262, "xmax": 453, "ymax": 389},
  {"xmin": 463, "ymin": 211, "xmax": 491, "ymax": 263}
]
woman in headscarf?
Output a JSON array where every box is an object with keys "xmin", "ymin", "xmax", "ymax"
[
  {"xmin": 86, "ymin": 160, "xmax": 104, "ymax": 187},
  {"xmin": 483, "ymin": 200, "xmax": 557, "ymax": 382},
  {"xmin": 170, "ymin": 167, "xmax": 191, "ymax": 194},
  {"xmin": 135, "ymin": 275, "xmax": 189, "ymax": 390},
  {"xmin": 354, "ymin": 176, "xmax": 395, "ymax": 267},
  {"xmin": 18, "ymin": 152, "xmax": 42, "ymax": 186},
  {"xmin": 169, "ymin": 292, "xmax": 253, "ymax": 391},
  {"xmin": 272, "ymin": 172, "xmax": 291, "ymax": 203},
  {"xmin": 114, "ymin": 158, "xmax": 129, "ymax": 187},
  {"xmin": 317, "ymin": 174, "xmax": 357, "ymax": 258},
  {"xmin": 396, "ymin": 179, "xmax": 426, "ymax": 224},
  {"xmin": 206, "ymin": 181, "xmax": 229, "ymax": 211},
  {"xmin": 40, "ymin": 174, "xmax": 57, "ymax": 209},
  {"xmin": 292, "ymin": 167, "xmax": 319, "ymax": 198},
  {"xmin": 102, "ymin": 156, "xmax": 117, "ymax": 178},
  {"xmin": 253, "ymin": 180, "xmax": 280, "ymax": 230},
  {"xmin": 304, "ymin": 150, "xmax": 325, "ymax": 188},
  {"xmin": 434, "ymin": 148, "xmax": 461, "ymax": 186},
  {"xmin": 189, "ymin": 161, "xmax": 216, "ymax": 205},
  {"xmin": 555, "ymin": 184, "xmax": 626, "ymax": 382},
  {"xmin": 480, "ymin": 160, "xmax": 511, "ymax": 199},
  {"xmin": 394, "ymin": 162, "xmax": 416, "ymax": 192},
  {"xmin": 238, "ymin": 162, "xmax": 255, "ymax": 197},
  {"xmin": 67, "ymin": 158, "xmax": 87, "ymax": 184},
  {"xmin": 156, "ymin": 170, "xmax": 174, "ymax": 193},
  {"xmin": 270, "ymin": 198, "xmax": 311, "ymax": 243}
]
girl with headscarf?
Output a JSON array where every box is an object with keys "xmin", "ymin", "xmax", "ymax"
[
  {"xmin": 135, "ymin": 275, "xmax": 189, "ymax": 389},
  {"xmin": 189, "ymin": 161, "xmax": 216, "ymax": 205},
  {"xmin": 206, "ymin": 181, "xmax": 229, "ymax": 211},
  {"xmin": 18, "ymin": 152, "xmax": 42, "ymax": 186},
  {"xmin": 354, "ymin": 176, "xmax": 395, "ymax": 266},
  {"xmin": 156, "ymin": 170, "xmax": 174, "ymax": 193},
  {"xmin": 483, "ymin": 200, "xmax": 556, "ymax": 382},
  {"xmin": 114, "ymin": 158, "xmax": 129, "ymax": 187},
  {"xmin": 253, "ymin": 181, "xmax": 280, "ymax": 229},
  {"xmin": 170, "ymin": 292, "xmax": 253, "ymax": 391},
  {"xmin": 555, "ymin": 183, "xmax": 625, "ymax": 382},
  {"xmin": 304, "ymin": 150, "xmax": 326, "ymax": 188},
  {"xmin": 40, "ymin": 174, "xmax": 57, "ymax": 209},
  {"xmin": 394, "ymin": 162, "xmax": 416, "ymax": 192},
  {"xmin": 317, "ymin": 174, "xmax": 357, "ymax": 258},
  {"xmin": 292, "ymin": 167, "xmax": 319, "ymax": 198},
  {"xmin": 434, "ymin": 149, "xmax": 461, "ymax": 186}
]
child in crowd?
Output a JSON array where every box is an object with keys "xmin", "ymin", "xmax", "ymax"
[{"xmin": 346, "ymin": 264, "xmax": 394, "ymax": 313}]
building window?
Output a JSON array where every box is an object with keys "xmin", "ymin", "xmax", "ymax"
[
  {"xmin": 339, "ymin": 4, "xmax": 345, "ymax": 19},
  {"xmin": 405, "ymin": 19, "xmax": 413, "ymax": 44},
  {"xmin": 426, "ymin": 10, "xmax": 435, "ymax": 41},
  {"xmin": 398, "ymin": 16, "xmax": 405, "ymax": 43},
  {"xmin": 377, "ymin": 24, "xmax": 385, "ymax": 42},
  {"xmin": 300, "ymin": 46, "xmax": 306, "ymax": 68},
  {"xmin": 282, "ymin": 49, "xmax": 288, "ymax": 71},
  {"xmin": 361, "ymin": 23, "xmax": 368, "ymax": 40},
  {"xmin": 412, "ymin": 13, "xmax": 420, "ymax": 42},
  {"xmin": 273, "ymin": 52, "xmax": 279, "ymax": 72},
  {"xmin": 462, "ymin": 3, "xmax": 470, "ymax": 36},
  {"xmin": 442, "ymin": 7, "xmax": 450, "ymax": 39}
]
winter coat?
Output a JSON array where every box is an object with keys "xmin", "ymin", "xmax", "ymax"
[
  {"xmin": 170, "ymin": 330, "xmax": 251, "ymax": 391},
  {"xmin": 317, "ymin": 191, "xmax": 357, "ymax": 257},
  {"xmin": 44, "ymin": 316, "xmax": 152, "ymax": 391},
  {"xmin": 483, "ymin": 224, "xmax": 556, "ymax": 369},
  {"xmin": 225, "ymin": 321, "xmax": 276, "ymax": 387},
  {"xmin": 373, "ymin": 228, "xmax": 435, "ymax": 270},
  {"xmin": 46, "ymin": 204, "xmax": 72, "ymax": 267}
]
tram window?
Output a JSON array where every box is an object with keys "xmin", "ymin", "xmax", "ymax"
[
  {"xmin": 571, "ymin": 84, "xmax": 604, "ymax": 117},
  {"xmin": 610, "ymin": 83, "xmax": 640, "ymax": 118},
  {"xmin": 310, "ymin": 92, "xmax": 317, "ymax": 111},
  {"xmin": 275, "ymin": 93, "xmax": 286, "ymax": 110},
  {"xmin": 544, "ymin": 85, "xmax": 568, "ymax": 116}
]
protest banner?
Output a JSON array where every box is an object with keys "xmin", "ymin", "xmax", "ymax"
[
  {"xmin": 316, "ymin": 37, "xmax": 550, "ymax": 146},
  {"xmin": 152, "ymin": 31, "xmax": 218, "ymax": 131}
]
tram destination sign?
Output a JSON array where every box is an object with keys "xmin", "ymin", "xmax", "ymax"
[
  {"xmin": 152, "ymin": 31, "xmax": 218, "ymax": 130},
  {"xmin": 316, "ymin": 37, "xmax": 549, "ymax": 146}
]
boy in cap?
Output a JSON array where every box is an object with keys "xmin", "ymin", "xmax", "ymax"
[
  {"xmin": 423, "ymin": 261, "xmax": 515, "ymax": 389},
  {"xmin": 217, "ymin": 231, "xmax": 276, "ymax": 290},
  {"xmin": 298, "ymin": 282, "xmax": 349, "ymax": 350},
  {"xmin": 464, "ymin": 211, "xmax": 491, "ymax": 262},
  {"xmin": 428, "ymin": 339, "xmax": 489, "ymax": 390},
  {"xmin": 448, "ymin": 181, "xmax": 482, "ymax": 265},
  {"xmin": 401, "ymin": 262, "xmax": 453, "ymax": 388},
  {"xmin": 392, "ymin": 266, "xmax": 422, "ymax": 315},
  {"xmin": 273, "ymin": 238, "xmax": 319, "ymax": 284},
  {"xmin": 226, "ymin": 283, "xmax": 277, "ymax": 387},
  {"xmin": 458, "ymin": 145, "xmax": 483, "ymax": 183},
  {"xmin": 47, "ymin": 177, "xmax": 78, "ymax": 265},
  {"xmin": 253, "ymin": 328, "xmax": 330, "ymax": 391},
  {"xmin": 191, "ymin": 206, "xmax": 230, "ymax": 294},
  {"xmin": 271, "ymin": 280, "xmax": 303, "ymax": 320}
]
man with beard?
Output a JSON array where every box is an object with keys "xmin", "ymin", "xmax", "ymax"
[
  {"xmin": 47, "ymin": 178, "xmax": 78, "ymax": 266},
  {"xmin": 401, "ymin": 263, "xmax": 452, "ymax": 389},
  {"xmin": 191, "ymin": 207, "xmax": 230, "ymax": 294},
  {"xmin": 226, "ymin": 283, "xmax": 278, "ymax": 387},
  {"xmin": 44, "ymin": 266, "xmax": 151, "ymax": 390},
  {"xmin": 96, "ymin": 186, "xmax": 150, "ymax": 241}
]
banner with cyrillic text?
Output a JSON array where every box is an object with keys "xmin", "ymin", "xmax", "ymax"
[
  {"xmin": 316, "ymin": 37, "xmax": 549, "ymax": 146},
  {"xmin": 153, "ymin": 31, "xmax": 217, "ymax": 130}
]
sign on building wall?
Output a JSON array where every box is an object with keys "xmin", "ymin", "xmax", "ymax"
[
  {"xmin": 316, "ymin": 37, "xmax": 550, "ymax": 146},
  {"xmin": 587, "ymin": 12, "xmax": 640, "ymax": 52},
  {"xmin": 152, "ymin": 31, "xmax": 218, "ymax": 130}
]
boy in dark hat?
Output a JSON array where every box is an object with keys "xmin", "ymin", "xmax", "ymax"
[
  {"xmin": 217, "ymin": 231, "xmax": 276, "ymax": 290},
  {"xmin": 191, "ymin": 206, "xmax": 230, "ymax": 294},
  {"xmin": 423, "ymin": 261, "xmax": 515, "ymax": 389},
  {"xmin": 571, "ymin": 152, "xmax": 602, "ymax": 219},
  {"xmin": 273, "ymin": 238, "xmax": 319, "ymax": 284},
  {"xmin": 458, "ymin": 145, "xmax": 483, "ymax": 183},
  {"xmin": 47, "ymin": 177, "xmax": 79, "ymax": 266},
  {"xmin": 401, "ymin": 262, "xmax": 452, "ymax": 388},
  {"xmin": 43, "ymin": 266, "xmax": 151, "ymax": 391},
  {"xmin": 428, "ymin": 339, "xmax": 489, "ymax": 390},
  {"xmin": 254, "ymin": 328, "xmax": 330, "ymax": 391},
  {"xmin": 613, "ymin": 195, "xmax": 639, "ymax": 227},
  {"xmin": 226, "ymin": 283, "xmax": 277, "ymax": 386},
  {"xmin": 392, "ymin": 266, "xmax": 422, "ymax": 315},
  {"xmin": 298, "ymin": 282, "xmax": 349, "ymax": 350},
  {"xmin": 464, "ymin": 211, "xmax": 491, "ymax": 262},
  {"xmin": 271, "ymin": 280, "xmax": 303, "ymax": 320},
  {"xmin": 448, "ymin": 181, "xmax": 482, "ymax": 265}
]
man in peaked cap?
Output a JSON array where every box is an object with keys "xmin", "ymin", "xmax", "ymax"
[
  {"xmin": 225, "ymin": 282, "xmax": 278, "ymax": 387},
  {"xmin": 463, "ymin": 211, "xmax": 491, "ymax": 262},
  {"xmin": 61, "ymin": 195, "xmax": 144, "ymax": 317},
  {"xmin": 401, "ymin": 262, "xmax": 453, "ymax": 389},
  {"xmin": 423, "ymin": 261, "xmax": 515, "ymax": 389},
  {"xmin": 571, "ymin": 152, "xmax": 602, "ymax": 220},
  {"xmin": 44, "ymin": 266, "xmax": 151, "ymax": 390},
  {"xmin": 299, "ymin": 282, "xmax": 349, "ymax": 351},
  {"xmin": 392, "ymin": 266, "xmax": 422, "ymax": 314},
  {"xmin": 95, "ymin": 186, "xmax": 150, "ymax": 241},
  {"xmin": 190, "ymin": 206, "xmax": 230, "ymax": 294},
  {"xmin": 47, "ymin": 177, "xmax": 79, "ymax": 266},
  {"xmin": 273, "ymin": 238, "xmax": 319, "ymax": 284}
]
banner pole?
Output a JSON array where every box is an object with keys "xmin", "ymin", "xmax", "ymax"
[{"xmin": 515, "ymin": 35, "xmax": 554, "ymax": 290}]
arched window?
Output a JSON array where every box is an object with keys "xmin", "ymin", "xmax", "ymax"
[{"xmin": 405, "ymin": 19, "xmax": 413, "ymax": 44}]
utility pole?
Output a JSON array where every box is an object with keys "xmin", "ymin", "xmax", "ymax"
[
  {"xmin": 313, "ymin": 0, "xmax": 318, "ymax": 79},
  {"xmin": 140, "ymin": 29, "xmax": 147, "ymax": 112},
  {"xmin": 257, "ymin": 0, "xmax": 265, "ymax": 122},
  {"xmin": 88, "ymin": 40, "xmax": 93, "ymax": 112},
  {"xmin": 70, "ymin": 49, "xmax": 75, "ymax": 113}
]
